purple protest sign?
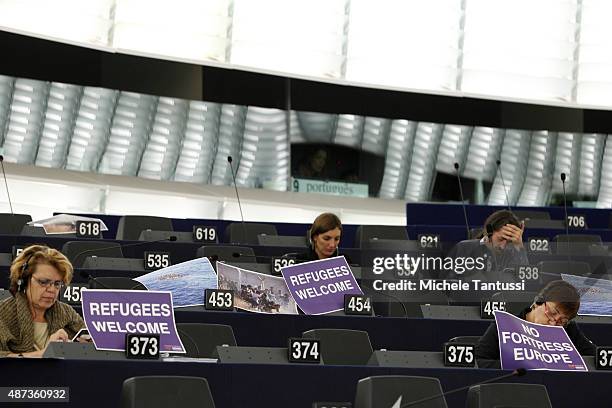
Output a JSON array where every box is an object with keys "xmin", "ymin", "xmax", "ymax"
[
  {"xmin": 281, "ymin": 256, "xmax": 362, "ymax": 314},
  {"xmin": 494, "ymin": 310, "xmax": 587, "ymax": 371},
  {"xmin": 81, "ymin": 289, "xmax": 185, "ymax": 353}
]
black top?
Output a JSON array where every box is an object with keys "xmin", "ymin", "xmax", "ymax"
[
  {"xmin": 476, "ymin": 306, "xmax": 596, "ymax": 368},
  {"xmin": 294, "ymin": 248, "xmax": 353, "ymax": 265},
  {"xmin": 294, "ymin": 248, "xmax": 319, "ymax": 262}
]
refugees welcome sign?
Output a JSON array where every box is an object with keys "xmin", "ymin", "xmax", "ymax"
[
  {"xmin": 82, "ymin": 289, "xmax": 185, "ymax": 353},
  {"xmin": 281, "ymin": 256, "xmax": 362, "ymax": 314},
  {"xmin": 494, "ymin": 311, "xmax": 587, "ymax": 371}
]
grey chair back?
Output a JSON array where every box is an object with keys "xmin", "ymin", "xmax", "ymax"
[
  {"xmin": 225, "ymin": 222, "xmax": 278, "ymax": 245},
  {"xmin": 88, "ymin": 277, "xmax": 146, "ymax": 290},
  {"xmin": 355, "ymin": 375, "xmax": 447, "ymax": 408},
  {"xmin": 62, "ymin": 241, "xmax": 123, "ymax": 268},
  {"xmin": 302, "ymin": 328, "xmax": 373, "ymax": 365},
  {"xmin": 120, "ymin": 376, "xmax": 215, "ymax": 408},
  {"xmin": 0, "ymin": 213, "xmax": 32, "ymax": 235},
  {"xmin": 466, "ymin": 383, "xmax": 552, "ymax": 408},
  {"xmin": 177, "ymin": 323, "xmax": 237, "ymax": 358},
  {"xmin": 116, "ymin": 215, "xmax": 173, "ymax": 241},
  {"xmin": 197, "ymin": 245, "xmax": 256, "ymax": 264}
]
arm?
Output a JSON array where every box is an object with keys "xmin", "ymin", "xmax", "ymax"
[
  {"xmin": 5, "ymin": 350, "xmax": 44, "ymax": 358},
  {"xmin": 476, "ymin": 322, "xmax": 501, "ymax": 368},
  {"xmin": 58, "ymin": 303, "xmax": 86, "ymax": 339}
]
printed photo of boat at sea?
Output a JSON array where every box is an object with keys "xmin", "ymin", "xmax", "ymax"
[
  {"xmin": 135, "ymin": 257, "xmax": 217, "ymax": 307},
  {"xmin": 561, "ymin": 273, "xmax": 612, "ymax": 316}
]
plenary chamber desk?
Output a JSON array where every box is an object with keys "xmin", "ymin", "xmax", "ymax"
[{"xmin": 3, "ymin": 357, "xmax": 611, "ymax": 408}]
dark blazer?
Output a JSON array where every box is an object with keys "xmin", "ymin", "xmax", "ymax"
[
  {"xmin": 294, "ymin": 248, "xmax": 353, "ymax": 265},
  {"xmin": 448, "ymin": 238, "xmax": 529, "ymax": 275},
  {"xmin": 476, "ymin": 306, "xmax": 596, "ymax": 368},
  {"xmin": 0, "ymin": 293, "xmax": 84, "ymax": 356}
]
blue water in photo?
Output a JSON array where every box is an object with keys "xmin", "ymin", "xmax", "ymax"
[
  {"xmin": 135, "ymin": 257, "xmax": 217, "ymax": 307},
  {"xmin": 561, "ymin": 273, "xmax": 612, "ymax": 316}
]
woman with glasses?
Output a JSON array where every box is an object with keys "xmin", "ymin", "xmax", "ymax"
[
  {"xmin": 0, "ymin": 245, "xmax": 85, "ymax": 357},
  {"xmin": 476, "ymin": 280, "xmax": 596, "ymax": 368}
]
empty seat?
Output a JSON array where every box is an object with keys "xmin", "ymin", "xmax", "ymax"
[
  {"xmin": 523, "ymin": 219, "xmax": 565, "ymax": 229},
  {"xmin": 21, "ymin": 224, "xmax": 76, "ymax": 237},
  {"xmin": 213, "ymin": 346, "xmax": 289, "ymax": 364},
  {"xmin": 491, "ymin": 291, "xmax": 538, "ymax": 314},
  {"xmin": 227, "ymin": 262, "xmax": 271, "ymax": 275},
  {"xmin": 514, "ymin": 210, "xmax": 551, "ymax": 221},
  {"xmin": 88, "ymin": 277, "xmax": 146, "ymax": 290},
  {"xmin": 177, "ymin": 323, "xmax": 237, "ymax": 358},
  {"xmin": 116, "ymin": 216, "xmax": 173, "ymax": 241},
  {"xmin": 553, "ymin": 234, "xmax": 603, "ymax": 255},
  {"xmin": 466, "ymin": 383, "xmax": 552, "ymax": 408},
  {"xmin": 62, "ymin": 241, "xmax": 123, "ymax": 268},
  {"xmin": 302, "ymin": 329, "xmax": 373, "ymax": 365},
  {"xmin": 355, "ymin": 375, "xmax": 447, "ymax": 408},
  {"xmin": 448, "ymin": 336, "xmax": 481, "ymax": 345},
  {"xmin": 360, "ymin": 239, "xmax": 423, "ymax": 251},
  {"xmin": 0, "ymin": 213, "xmax": 32, "ymax": 235},
  {"xmin": 120, "ymin": 376, "xmax": 215, "ymax": 408},
  {"xmin": 225, "ymin": 222, "xmax": 278, "ymax": 245},
  {"xmin": 197, "ymin": 246, "xmax": 256, "ymax": 264},
  {"xmin": 138, "ymin": 230, "xmax": 193, "ymax": 242},
  {"xmin": 537, "ymin": 261, "xmax": 591, "ymax": 278},
  {"xmin": 257, "ymin": 234, "xmax": 307, "ymax": 247},
  {"xmin": 369, "ymin": 289, "xmax": 449, "ymax": 318},
  {"xmin": 355, "ymin": 225, "xmax": 409, "ymax": 248}
]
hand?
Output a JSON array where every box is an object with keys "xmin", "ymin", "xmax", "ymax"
[
  {"xmin": 76, "ymin": 335, "xmax": 92, "ymax": 343},
  {"xmin": 49, "ymin": 329, "xmax": 69, "ymax": 343},
  {"xmin": 499, "ymin": 222, "xmax": 524, "ymax": 249},
  {"xmin": 28, "ymin": 349, "xmax": 45, "ymax": 358}
]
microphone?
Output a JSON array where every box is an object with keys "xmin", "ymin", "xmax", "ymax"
[
  {"xmin": 371, "ymin": 289, "xmax": 408, "ymax": 318},
  {"xmin": 560, "ymin": 172, "xmax": 571, "ymax": 262},
  {"xmin": 454, "ymin": 162, "xmax": 470, "ymax": 240},
  {"xmin": 496, "ymin": 159, "xmax": 512, "ymax": 212},
  {"xmin": 400, "ymin": 368, "xmax": 527, "ymax": 408},
  {"xmin": 227, "ymin": 156, "xmax": 248, "ymax": 244},
  {"xmin": 561, "ymin": 173, "xmax": 569, "ymax": 237},
  {"xmin": 0, "ymin": 155, "xmax": 14, "ymax": 214},
  {"xmin": 71, "ymin": 236, "xmax": 177, "ymax": 269}
]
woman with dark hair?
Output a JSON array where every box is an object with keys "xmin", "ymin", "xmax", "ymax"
[
  {"xmin": 296, "ymin": 212, "xmax": 342, "ymax": 261},
  {"xmin": 476, "ymin": 280, "xmax": 596, "ymax": 368}
]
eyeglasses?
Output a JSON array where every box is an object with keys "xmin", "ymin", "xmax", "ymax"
[
  {"xmin": 544, "ymin": 302, "xmax": 571, "ymax": 326},
  {"xmin": 32, "ymin": 277, "xmax": 64, "ymax": 290}
]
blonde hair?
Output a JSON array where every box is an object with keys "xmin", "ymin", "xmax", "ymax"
[{"xmin": 9, "ymin": 245, "xmax": 73, "ymax": 295}]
